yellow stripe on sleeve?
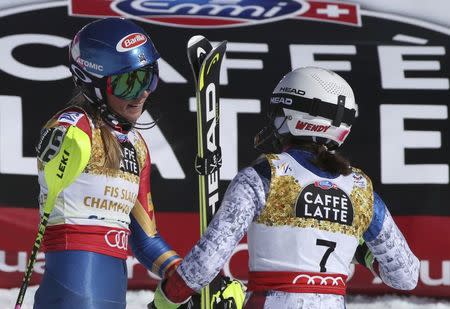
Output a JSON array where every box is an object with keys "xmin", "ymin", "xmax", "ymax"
[
  {"xmin": 151, "ymin": 250, "xmax": 180, "ymax": 275},
  {"xmin": 131, "ymin": 199, "xmax": 157, "ymax": 237}
]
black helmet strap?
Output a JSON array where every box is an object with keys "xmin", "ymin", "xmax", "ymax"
[
  {"xmin": 332, "ymin": 95, "xmax": 346, "ymax": 127},
  {"xmin": 270, "ymin": 93, "xmax": 356, "ymax": 127},
  {"xmin": 98, "ymin": 95, "xmax": 158, "ymax": 132}
]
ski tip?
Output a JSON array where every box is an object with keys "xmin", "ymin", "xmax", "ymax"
[{"xmin": 187, "ymin": 35, "xmax": 206, "ymax": 48}]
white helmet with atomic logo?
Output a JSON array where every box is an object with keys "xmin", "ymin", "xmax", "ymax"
[{"xmin": 255, "ymin": 67, "xmax": 358, "ymax": 152}]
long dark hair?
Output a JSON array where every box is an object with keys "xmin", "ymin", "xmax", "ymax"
[{"xmin": 289, "ymin": 138, "xmax": 352, "ymax": 175}]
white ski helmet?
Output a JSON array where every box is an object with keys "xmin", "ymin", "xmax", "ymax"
[{"xmin": 255, "ymin": 66, "xmax": 358, "ymax": 152}]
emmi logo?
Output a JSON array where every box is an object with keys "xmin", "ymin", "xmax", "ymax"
[
  {"xmin": 113, "ymin": 0, "xmax": 306, "ymax": 28},
  {"xmin": 57, "ymin": 150, "xmax": 70, "ymax": 179}
]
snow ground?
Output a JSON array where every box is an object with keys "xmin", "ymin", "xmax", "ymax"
[{"xmin": 2, "ymin": 286, "xmax": 450, "ymax": 309}]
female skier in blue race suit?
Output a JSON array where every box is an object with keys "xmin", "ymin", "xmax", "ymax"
[{"xmin": 33, "ymin": 18, "xmax": 181, "ymax": 309}]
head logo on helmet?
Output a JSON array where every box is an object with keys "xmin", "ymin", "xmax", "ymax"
[
  {"xmin": 116, "ymin": 33, "xmax": 148, "ymax": 52},
  {"xmin": 279, "ymin": 87, "xmax": 305, "ymax": 96},
  {"xmin": 270, "ymin": 96, "xmax": 293, "ymax": 105}
]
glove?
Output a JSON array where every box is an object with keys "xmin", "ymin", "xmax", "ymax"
[
  {"xmin": 149, "ymin": 276, "xmax": 245, "ymax": 309},
  {"xmin": 211, "ymin": 276, "xmax": 246, "ymax": 309},
  {"xmin": 353, "ymin": 239, "xmax": 379, "ymax": 276},
  {"xmin": 148, "ymin": 281, "xmax": 190, "ymax": 309}
]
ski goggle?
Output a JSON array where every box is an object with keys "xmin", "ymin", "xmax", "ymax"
[{"xmin": 107, "ymin": 63, "xmax": 159, "ymax": 100}]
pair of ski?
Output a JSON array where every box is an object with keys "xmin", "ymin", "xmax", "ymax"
[{"xmin": 185, "ymin": 36, "xmax": 228, "ymax": 309}]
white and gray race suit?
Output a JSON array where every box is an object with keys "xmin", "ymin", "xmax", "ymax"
[{"xmin": 176, "ymin": 148, "xmax": 419, "ymax": 309}]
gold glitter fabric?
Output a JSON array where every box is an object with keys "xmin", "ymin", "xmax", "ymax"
[
  {"xmin": 256, "ymin": 154, "xmax": 303, "ymax": 227},
  {"xmin": 256, "ymin": 154, "xmax": 374, "ymax": 238},
  {"xmin": 134, "ymin": 131, "xmax": 148, "ymax": 171},
  {"xmin": 37, "ymin": 109, "xmax": 147, "ymax": 184},
  {"xmin": 39, "ymin": 106, "xmax": 147, "ymax": 183},
  {"xmin": 349, "ymin": 167, "xmax": 374, "ymax": 236},
  {"xmin": 84, "ymin": 127, "xmax": 143, "ymax": 184}
]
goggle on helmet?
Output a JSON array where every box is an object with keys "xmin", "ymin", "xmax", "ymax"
[{"xmin": 106, "ymin": 63, "xmax": 159, "ymax": 100}]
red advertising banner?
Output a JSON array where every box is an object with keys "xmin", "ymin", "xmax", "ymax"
[{"xmin": 1, "ymin": 208, "xmax": 449, "ymax": 297}]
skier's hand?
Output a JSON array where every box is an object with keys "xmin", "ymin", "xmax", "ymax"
[
  {"xmin": 354, "ymin": 241, "xmax": 374, "ymax": 268},
  {"xmin": 148, "ymin": 281, "xmax": 190, "ymax": 309},
  {"xmin": 211, "ymin": 276, "xmax": 246, "ymax": 309},
  {"xmin": 353, "ymin": 239, "xmax": 379, "ymax": 276}
]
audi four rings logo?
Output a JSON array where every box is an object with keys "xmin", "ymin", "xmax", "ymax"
[
  {"xmin": 105, "ymin": 230, "xmax": 129, "ymax": 250},
  {"xmin": 292, "ymin": 274, "xmax": 346, "ymax": 286}
]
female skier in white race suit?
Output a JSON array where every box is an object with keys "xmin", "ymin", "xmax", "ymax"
[{"xmin": 152, "ymin": 67, "xmax": 420, "ymax": 309}]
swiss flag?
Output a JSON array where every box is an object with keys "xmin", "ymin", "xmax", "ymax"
[{"xmin": 297, "ymin": 1, "xmax": 361, "ymax": 26}]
